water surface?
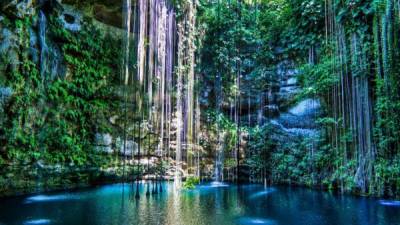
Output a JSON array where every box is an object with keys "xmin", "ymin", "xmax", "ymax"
[{"xmin": 0, "ymin": 182, "xmax": 399, "ymax": 225}]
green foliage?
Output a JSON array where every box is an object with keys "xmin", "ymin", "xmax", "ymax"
[
  {"xmin": 196, "ymin": 0, "xmax": 400, "ymax": 198},
  {"xmin": 198, "ymin": 0, "xmax": 279, "ymax": 106},
  {"xmin": 204, "ymin": 110, "xmax": 240, "ymax": 153},
  {"xmin": 245, "ymin": 125, "xmax": 275, "ymax": 180},
  {"xmin": 336, "ymin": 0, "xmax": 373, "ymax": 32},
  {"xmin": 183, "ymin": 176, "xmax": 200, "ymax": 189},
  {"xmin": 283, "ymin": 0, "xmax": 324, "ymax": 54},
  {"xmin": 1, "ymin": 15, "xmax": 121, "ymax": 166},
  {"xmin": 298, "ymin": 56, "xmax": 338, "ymax": 98}
]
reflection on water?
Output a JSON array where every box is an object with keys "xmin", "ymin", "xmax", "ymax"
[
  {"xmin": 208, "ymin": 181, "xmax": 230, "ymax": 187},
  {"xmin": 24, "ymin": 194, "xmax": 81, "ymax": 204},
  {"xmin": 236, "ymin": 217, "xmax": 277, "ymax": 225},
  {"xmin": 379, "ymin": 200, "xmax": 400, "ymax": 207},
  {"xmin": 22, "ymin": 219, "xmax": 52, "ymax": 225},
  {"xmin": 248, "ymin": 188, "xmax": 276, "ymax": 199},
  {"xmin": 0, "ymin": 182, "xmax": 399, "ymax": 225}
]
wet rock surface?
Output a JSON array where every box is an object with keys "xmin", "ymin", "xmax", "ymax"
[
  {"xmin": 0, "ymin": 87, "xmax": 13, "ymax": 105},
  {"xmin": 59, "ymin": 5, "xmax": 81, "ymax": 32},
  {"xmin": 1, "ymin": 0, "xmax": 36, "ymax": 18}
]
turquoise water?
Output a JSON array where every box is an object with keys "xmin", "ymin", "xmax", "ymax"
[{"xmin": 0, "ymin": 182, "xmax": 399, "ymax": 225}]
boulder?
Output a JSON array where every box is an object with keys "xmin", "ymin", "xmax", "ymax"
[
  {"xmin": 95, "ymin": 133, "xmax": 112, "ymax": 146},
  {"xmin": 94, "ymin": 133, "xmax": 113, "ymax": 154},
  {"xmin": 288, "ymin": 98, "xmax": 321, "ymax": 117},
  {"xmin": 116, "ymin": 137, "xmax": 138, "ymax": 157},
  {"xmin": 0, "ymin": 87, "xmax": 13, "ymax": 105}
]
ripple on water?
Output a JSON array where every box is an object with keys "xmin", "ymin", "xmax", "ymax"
[
  {"xmin": 248, "ymin": 188, "xmax": 276, "ymax": 199},
  {"xmin": 23, "ymin": 219, "xmax": 52, "ymax": 225},
  {"xmin": 24, "ymin": 194, "xmax": 80, "ymax": 204},
  {"xmin": 195, "ymin": 182, "xmax": 230, "ymax": 190},
  {"xmin": 379, "ymin": 200, "xmax": 400, "ymax": 207},
  {"xmin": 236, "ymin": 217, "xmax": 277, "ymax": 225},
  {"xmin": 209, "ymin": 182, "xmax": 230, "ymax": 187}
]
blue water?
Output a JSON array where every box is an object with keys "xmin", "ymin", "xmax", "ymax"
[{"xmin": 0, "ymin": 182, "xmax": 399, "ymax": 225}]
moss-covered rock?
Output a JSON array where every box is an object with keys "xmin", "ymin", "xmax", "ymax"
[{"xmin": 1, "ymin": 0, "xmax": 37, "ymax": 19}]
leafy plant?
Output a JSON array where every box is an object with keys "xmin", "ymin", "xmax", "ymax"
[{"xmin": 183, "ymin": 176, "xmax": 200, "ymax": 189}]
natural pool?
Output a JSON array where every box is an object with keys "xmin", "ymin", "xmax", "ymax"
[{"xmin": 0, "ymin": 182, "xmax": 399, "ymax": 225}]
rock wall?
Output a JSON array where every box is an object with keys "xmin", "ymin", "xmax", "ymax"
[
  {"xmin": 0, "ymin": 0, "xmax": 144, "ymax": 197},
  {"xmin": 198, "ymin": 57, "xmax": 322, "ymax": 182}
]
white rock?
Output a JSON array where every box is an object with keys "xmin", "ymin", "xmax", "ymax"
[
  {"xmin": 95, "ymin": 133, "xmax": 112, "ymax": 146},
  {"xmin": 289, "ymin": 98, "xmax": 320, "ymax": 117}
]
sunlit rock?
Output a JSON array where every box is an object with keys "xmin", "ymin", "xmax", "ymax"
[
  {"xmin": 288, "ymin": 99, "xmax": 321, "ymax": 117},
  {"xmin": 271, "ymin": 98, "xmax": 321, "ymax": 138},
  {"xmin": 109, "ymin": 115, "xmax": 119, "ymax": 124},
  {"xmin": 95, "ymin": 133, "xmax": 113, "ymax": 154}
]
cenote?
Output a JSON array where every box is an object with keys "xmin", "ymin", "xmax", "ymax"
[
  {"xmin": 0, "ymin": 182, "xmax": 399, "ymax": 225},
  {"xmin": 2, "ymin": 0, "xmax": 400, "ymax": 224}
]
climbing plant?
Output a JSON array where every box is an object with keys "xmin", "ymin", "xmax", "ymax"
[{"xmin": 1, "ymin": 14, "xmax": 121, "ymax": 166}]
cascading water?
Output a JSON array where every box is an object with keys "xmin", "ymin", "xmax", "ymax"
[
  {"xmin": 156, "ymin": 0, "xmax": 167, "ymax": 159},
  {"xmin": 119, "ymin": 0, "xmax": 197, "ymax": 190},
  {"xmin": 195, "ymin": 87, "xmax": 201, "ymax": 178},
  {"xmin": 137, "ymin": 0, "xmax": 147, "ymax": 85},
  {"xmin": 38, "ymin": 11, "xmax": 48, "ymax": 79},
  {"xmin": 214, "ymin": 131, "xmax": 225, "ymax": 182},
  {"xmin": 214, "ymin": 74, "xmax": 224, "ymax": 183},
  {"xmin": 175, "ymin": 0, "xmax": 197, "ymax": 188},
  {"xmin": 121, "ymin": 0, "xmax": 132, "ymax": 180},
  {"xmin": 175, "ymin": 42, "xmax": 183, "ymax": 189},
  {"xmin": 122, "ymin": 0, "xmax": 131, "ymax": 86}
]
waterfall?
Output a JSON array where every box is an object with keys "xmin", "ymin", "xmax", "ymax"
[
  {"xmin": 121, "ymin": 0, "xmax": 132, "ymax": 179},
  {"xmin": 175, "ymin": 0, "xmax": 197, "ymax": 188},
  {"xmin": 38, "ymin": 11, "xmax": 48, "ymax": 79},
  {"xmin": 214, "ymin": 130, "xmax": 225, "ymax": 182},
  {"xmin": 214, "ymin": 74, "xmax": 224, "ymax": 182},
  {"xmin": 195, "ymin": 87, "xmax": 201, "ymax": 178},
  {"xmin": 122, "ymin": 0, "xmax": 131, "ymax": 86},
  {"xmin": 137, "ymin": 0, "xmax": 147, "ymax": 84},
  {"xmin": 118, "ymin": 0, "xmax": 197, "ymax": 189},
  {"xmin": 165, "ymin": 5, "xmax": 175, "ymax": 168},
  {"xmin": 175, "ymin": 18, "xmax": 184, "ymax": 187},
  {"xmin": 156, "ymin": 0, "xmax": 167, "ymax": 158}
]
